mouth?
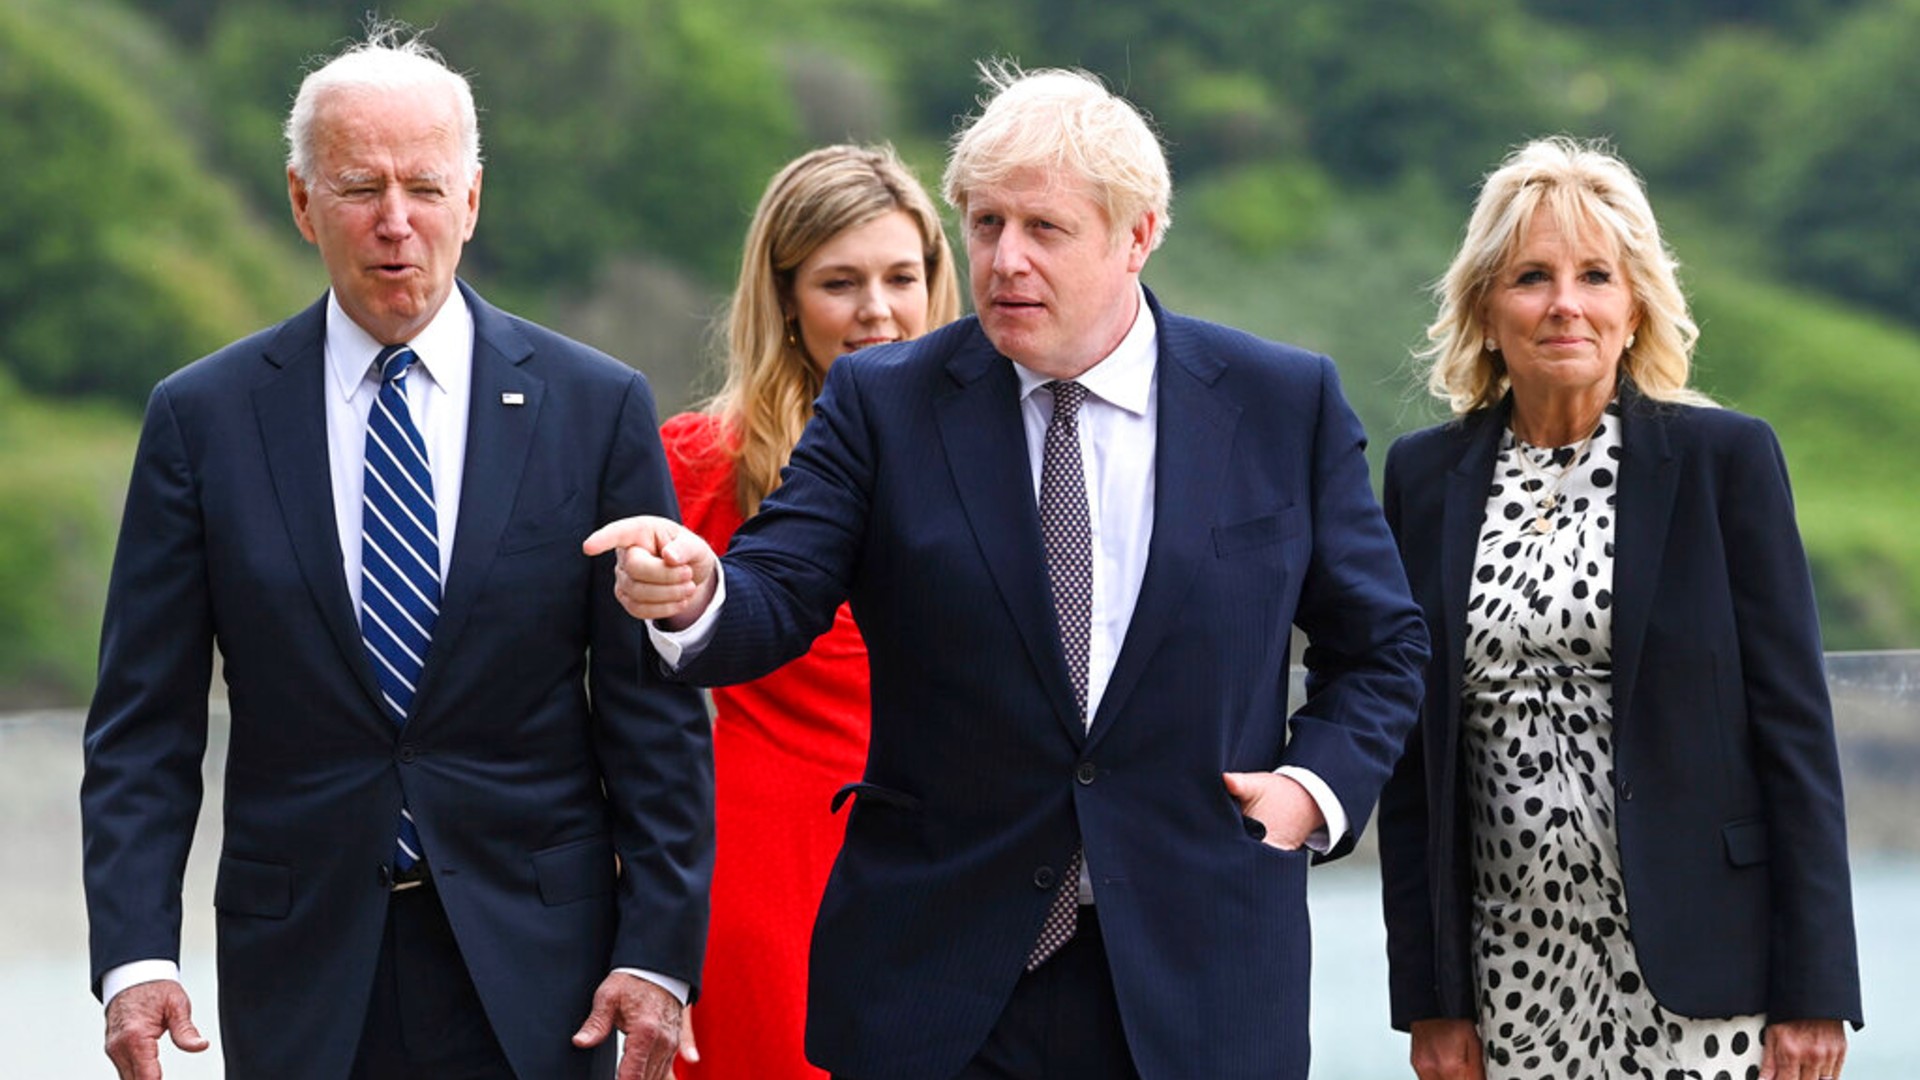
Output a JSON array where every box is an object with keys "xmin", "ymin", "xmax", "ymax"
[{"xmin": 846, "ymin": 336, "xmax": 898, "ymax": 350}]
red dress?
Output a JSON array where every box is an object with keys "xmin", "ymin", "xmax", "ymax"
[{"xmin": 664, "ymin": 412, "xmax": 869, "ymax": 1080}]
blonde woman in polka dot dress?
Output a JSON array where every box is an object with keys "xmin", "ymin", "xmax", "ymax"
[{"xmin": 1378, "ymin": 137, "xmax": 1861, "ymax": 1080}]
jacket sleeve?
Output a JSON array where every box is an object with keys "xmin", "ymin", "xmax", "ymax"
[
  {"xmin": 1282, "ymin": 357, "xmax": 1430, "ymax": 860},
  {"xmin": 80, "ymin": 381, "xmax": 214, "ymax": 998},
  {"xmin": 590, "ymin": 373, "xmax": 717, "ymax": 994},
  {"xmin": 1719, "ymin": 419, "xmax": 1862, "ymax": 1024}
]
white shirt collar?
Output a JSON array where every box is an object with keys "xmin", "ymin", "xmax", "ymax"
[
  {"xmin": 324, "ymin": 290, "xmax": 476, "ymax": 404},
  {"xmin": 1011, "ymin": 286, "xmax": 1157, "ymax": 416}
]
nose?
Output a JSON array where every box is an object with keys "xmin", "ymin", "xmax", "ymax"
[
  {"xmin": 855, "ymin": 281, "xmax": 889, "ymax": 323},
  {"xmin": 991, "ymin": 231, "xmax": 1030, "ymax": 278},
  {"xmin": 373, "ymin": 187, "xmax": 412, "ymax": 241},
  {"xmin": 1547, "ymin": 277, "xmax": 1581, "ymax": 319}
]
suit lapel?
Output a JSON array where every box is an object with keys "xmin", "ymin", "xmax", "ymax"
[
  {"xmin": 1608, "ymin": 391, "xmax": 1678, "ymax": 729},
  {"xmin": 1087, "ymin": 312, "xmax": 1238, "ymax": 748},
  {"xmin": 1439, "ymin": 403, "xmax": 1507, "ymax": 751},
  {"xmin": 934, "ymin": 327, "xmax": 1087, "ymax": 744},
  {"xmin": 410, "ymin": 285, "xmax": 541, "ymax": 718},
  {"xmin": 252, "ymin": 297, "xmax": 389, "ymax": 717}
]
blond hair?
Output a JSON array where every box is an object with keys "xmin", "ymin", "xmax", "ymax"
[
  {"xmin": 944, "ymin": 59, "xmax": 1171, "ymax": 249},
  {"xmin": 706, "ymin": 144, "xmax": 960, "ymax": 516},
  {"xmin": 1420, "ymin": 136, "xmax": 1712, "ymax": 415}
]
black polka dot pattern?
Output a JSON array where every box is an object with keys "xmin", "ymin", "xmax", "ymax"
[{"xmin": 1461, "ymin": 405, "xmax": 1764, "ymax": 1079}]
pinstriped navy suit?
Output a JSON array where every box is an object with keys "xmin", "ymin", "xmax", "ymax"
[
  {"xmin": 81, "ymin": 281, "xmax": 714, "ymax": 1079},
  {"xmin": 673, "ymin": 289, "xmax": 1428, "ymax": 1080}
]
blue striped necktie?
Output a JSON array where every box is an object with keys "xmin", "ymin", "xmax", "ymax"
[{"xmin": 360, "ymin": 344, "xmax": 439, "ymax": 871}]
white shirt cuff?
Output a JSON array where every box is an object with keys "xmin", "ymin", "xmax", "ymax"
[
  {"xmin": 102, "ymin": 959, "xmax": 180, "ymax": 1005},
  {"xmin": 645, "ymin": 567, "xmax": 727, "ymax": 669},
  {"xmin": 612, "ymin": 967, "xmax": 690, "ymax": 1006},
  {"xmin": 1275, "ymin": 765, "xmax": 1348, "ymax": 854}
]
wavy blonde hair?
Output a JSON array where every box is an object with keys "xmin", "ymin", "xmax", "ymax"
[
  {"xmin": 1420, "ymin": 136, "xmax": 1713, "ymax": 415},
  {"xmin": 943, "ymin": 59, "xmax": 1171, "ymax": 250},
  {"xmin": 705, "ymin": 144, "xmax": 960, "ymax": 516}
]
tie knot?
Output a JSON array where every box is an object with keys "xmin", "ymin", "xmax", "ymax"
[
  {"xmin": 1047, "ymin": 380, "xmax": 1088, "ymax": 420},
  {"xmin": 376, "ymin": 345, "xmax": 419, "ymax": 385}
]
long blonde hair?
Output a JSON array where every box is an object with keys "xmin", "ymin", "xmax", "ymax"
[
  {"xmin": 706, "ymin": 144, "xmax": 960, "ymax": 516},
  {"xmin": 1420, "ymin": 136, "xmax": 1713, "ymax": 415}
]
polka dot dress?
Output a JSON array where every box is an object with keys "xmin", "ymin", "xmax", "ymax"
[{"xmin": 1460, "ymin": 404, "xmax": 1765, "ymax": 1080}]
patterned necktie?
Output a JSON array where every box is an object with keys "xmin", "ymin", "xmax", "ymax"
[
  {"xmin": 360, "ymin": 344, "xmax": 439, "ymax": 871},
  {"xmin": 1028, "ymin": 380, "xmax": 1091, "ymax": 971}
]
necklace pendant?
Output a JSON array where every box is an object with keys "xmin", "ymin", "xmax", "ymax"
[{"xmin": 1531, "ymin": 515, "xmax": 1553, "ymax": 535}]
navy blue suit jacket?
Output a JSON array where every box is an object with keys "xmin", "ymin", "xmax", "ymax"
[
  {"xmin": 1377, "ymin": 388, "xmax": 1862, "ymax": 1030},
  {"xmin": 674, "ymin": 291, "xmax": 1428, "ymax": 1080},
  {"xmin": 81, "ymin": 282, "xmax": 714, "ymax": 1080}
]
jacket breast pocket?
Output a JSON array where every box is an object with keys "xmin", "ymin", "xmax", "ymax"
[
  {"xmin": 498, "ymin": 488, "xmax": 584, "ymax": 555},
  {"xmin": 1212, "ymin": 506, "xmax": 1307, "ymax": 558},
  {"xmin": 531, "ymin": 835, "xmax": 617, "ymax": 906},
  {"xmin": 213, "ymin": 854, "xmax": 292, "ymax": 919},
  {"xmin": 1721, "ymin": 817, "xmax": 1769, "ymax": 867}
]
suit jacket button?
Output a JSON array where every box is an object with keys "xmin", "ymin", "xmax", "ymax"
[
  {"xmin": 1075, "ymin": 762, "xmax": 1097, "ymax": 785},
  {"xmin": 398, "ymin": 743, "xmax": 417, "ymax": 763},
  {"xmin": 1033, "ymin": 866, "xmax": 1057, "ymax": 890},
  {"xmin": 1618, "ymin": 779, "xmax": 1634, "ymax": 801},
  {"xmin": 376, "ymin": 864, "xmax": 392, "ymax": 888}
]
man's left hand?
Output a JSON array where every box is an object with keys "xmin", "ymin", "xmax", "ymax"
[
  {"xmin": 1222, "ymin": 772, "xmax": 1325, "ymax": 851},
  {"xmin": 572, "ymin": 973, "xmax": 683, "ymax": 1080}
]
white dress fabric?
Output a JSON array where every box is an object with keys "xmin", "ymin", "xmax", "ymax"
[{"xmin": 1460, "ymin": 403, "xmax": 1765, "ymax": 1080}]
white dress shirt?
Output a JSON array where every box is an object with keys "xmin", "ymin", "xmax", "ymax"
[{"xmin": 105, "ymin": 292, "xmax": 686, "ymax": 1007}]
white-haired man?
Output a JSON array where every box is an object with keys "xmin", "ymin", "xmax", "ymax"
[
  {"xmin": 587, "ymin": 62, "xmax": 1426, "ymax": 1080},
  {"xmin": 81, "ymin": 25, "xmax": 712, "ymax": 1080}
]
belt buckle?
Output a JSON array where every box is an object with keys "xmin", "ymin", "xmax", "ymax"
[{"xmin": 389, "ymin": 863, "xmax": 430, "ymax": 892}]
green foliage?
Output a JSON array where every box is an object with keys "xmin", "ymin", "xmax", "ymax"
[
  {"xmin": 1749, "ymin": 0, "xmax": 1920, "ymax": 325},
  {"xmin": 0, "ymin": 0, "xmax": 317, "ymax": 405},
  {"xmin": 0, "ymin": 373, "xmax": 137, "ymax": 705},
  {"xmin": 1685, "ymin": 266, "xmax": 1920, "ymax": 649},
  {"xmin": 1183, "ymin": 161, "xmax": 1337, "ymax": 258}
]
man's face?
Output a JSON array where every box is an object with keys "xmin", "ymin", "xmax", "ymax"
[
  {"xmin": 963, "ymin": 168, "xmax": 1153, "ymax": 379},
  {"xmin": 289, "ymin": 85, "xmax": 480, "ymax": 345}
]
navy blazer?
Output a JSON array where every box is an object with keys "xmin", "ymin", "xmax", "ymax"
[
  {"xmin": 1376, "ymin": 388, "xmax": 1862, "ymax": 1031},
  {"xmin": 81, "ymin": 282, "xmax": 714, "ymax": 1080},
  {"xmin": 675, "ymin": 290, "xmax": 1429, "ymax": 1080}
]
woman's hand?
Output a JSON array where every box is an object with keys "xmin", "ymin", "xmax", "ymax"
[
  {"xmin": 1760, "ymin": 1018, "xmax": 1846, "ymax": 1080},
  {"xmin": 1409, "ymin": 1018, "xmax": 1485, "ymax": 1080}
]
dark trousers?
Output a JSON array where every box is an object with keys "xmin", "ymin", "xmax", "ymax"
[
  {"xmin": 349, "ymin": 881, "xmax": 517, "ymax": 1080},
  {"xmin": 839, "ymin": 907, "xmax": 1141, "ymax": 1080}
]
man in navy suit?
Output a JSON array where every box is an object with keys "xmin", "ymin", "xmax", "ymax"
[
  {"xmin": 80, "ymin": 25, "xmax": 711, "ymax": 1080},
  {"xmin": 587, "ymin": 62, "xmax": 1426, "ymax": 1080}
]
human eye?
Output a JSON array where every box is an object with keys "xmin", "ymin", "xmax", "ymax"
[
  {"xmin": 890, "ymin": 270, "xmax": 923, "ymax": 287},
  {"xmin": 1581, "ymin": 268, "xmax": 1615, "ymax": 286},
  {"xmin": 1514, "ymin": 268, "xmax": 1549, "ymax": 285}
]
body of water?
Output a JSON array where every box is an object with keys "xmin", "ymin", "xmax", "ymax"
[{"xmin": 8, "ymin": 707, "xmax": 1914, "ymax": 1078}]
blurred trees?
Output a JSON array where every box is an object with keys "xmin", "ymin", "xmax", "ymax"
[{"xmin": 0, "ymin": 0, "xmax": 1916, "ymax": 702}]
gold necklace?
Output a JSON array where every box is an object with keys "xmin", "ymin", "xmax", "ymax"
[{"xmin": 1510, "ymin": 426, "xmax": 1596, "ymax": 535}]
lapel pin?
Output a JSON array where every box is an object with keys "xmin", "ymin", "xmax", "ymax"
[{"xmin": 501, "ymin": 392, "xmax": 525, "ymax": 406}]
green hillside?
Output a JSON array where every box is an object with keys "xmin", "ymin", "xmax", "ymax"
[{"xmin": 3, "ymin": 0, "xmax": 1917, "ymax": 704}]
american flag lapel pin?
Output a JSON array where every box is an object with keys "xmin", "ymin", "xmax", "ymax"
[{"xmin": 501, "ymin": 392, "xmax": 525, "ymax": 406}]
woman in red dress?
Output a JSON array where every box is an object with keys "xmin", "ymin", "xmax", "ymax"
[{"xmin": 668, "ymin": 144, "xmax": 960, "ymax": 1080}]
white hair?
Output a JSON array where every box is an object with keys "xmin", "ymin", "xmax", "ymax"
[{"xmin": 284, "ymin": 22, "xmax": 481, "ymax": 184}]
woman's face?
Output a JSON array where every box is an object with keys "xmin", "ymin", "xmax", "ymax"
[
  {"xmin": 787, "ymin": 209, "xmax": 931, "ymax": 372},
  {"xmin": 1484, "ymin": 205, "xmax": 1641, "ymax": 403}
]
